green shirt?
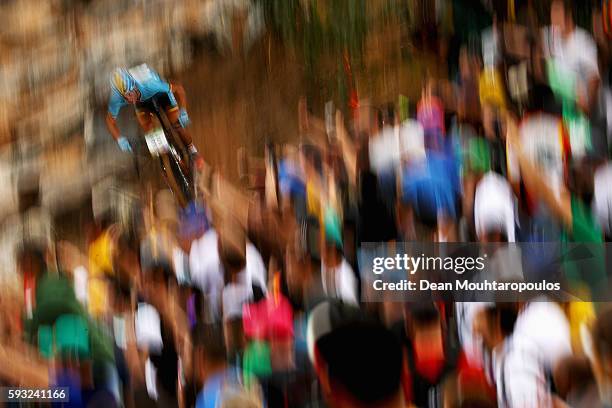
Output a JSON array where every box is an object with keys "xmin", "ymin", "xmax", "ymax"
[{"xmin": 24, "ymin": 272, "xmax": 115, "ymax": 364}]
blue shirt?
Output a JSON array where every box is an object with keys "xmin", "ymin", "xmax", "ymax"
[
  {"xmin": 401, "ymin": 152, "xmax": 460, "ymax": 220},
  {"xmin": 195, "ymin": 366, "xmax": 240, "ymax": 408},
  {"xmin": 108, "ymin": 64, "xmax": 177, "ymax": 119}
]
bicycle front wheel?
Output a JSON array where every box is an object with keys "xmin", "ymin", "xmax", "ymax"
[{"xmin": 158, "ymin": 153, "xmax": 193, "ymax": 208}]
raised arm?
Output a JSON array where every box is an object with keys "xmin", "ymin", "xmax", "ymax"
[{"xmin": 336, "ymin": 110, "xmax": 357, "ymax": 186}]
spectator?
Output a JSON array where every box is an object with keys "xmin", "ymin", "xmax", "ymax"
[
  {"xmin": 135, "ymin": 262, "xmax": 189, "ymax": 407},
  {"xmin": 584, "ymin": 306, "xmax": 612, "ymax": 406},
  {"xmin": 320, "ymin": 208, "xmax": 358, "ymax": 304},
  {"xmin": 218, "ymin": 224, "xmax": 251, "ymax": 354},
  {"xmin": 394, "ymin": 303, "xmax": 460, "ymax": 407},
  {"xmin": 397, "ymin": 151, "xmax": 460, "ymax": 242},
  {"xmin": 189, "ymin": 218, "xmax": 267, "ymax": 321},
  {"xmin": 546, "ymin": 0, "xmax": 600, "ymax": 114},
  {"xmin": 192, "ymin": 324, "xmax": 244, "ymax": 408},
  {"xmin": 307, "ymin": 301, "xmax": 405, "ymax": 408},
  {"xmin": 473, "ymin": 302, "xmax": 572, "ymax": 407}
]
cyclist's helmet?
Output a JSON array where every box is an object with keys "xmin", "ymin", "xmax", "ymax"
[{"xmin": 110, "ymin": 67, "xmax": 136, "ymax": 96}]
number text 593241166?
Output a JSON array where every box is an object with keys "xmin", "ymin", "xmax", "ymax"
[{"xmin": 1, "ymin": 387, "xmax": 69, "ymax": 402}]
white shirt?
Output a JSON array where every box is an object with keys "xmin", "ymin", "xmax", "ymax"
[
  {"xmin": 593, "ymin": 162, "xmax": 612, "ymax": 236},
  {"xmin": 369, "ymin": 120, "xmax": 425, "ymax": 174},
  {"xmin": 494, "ymin": 302, "xmax": 572, "ymax": 408},
  {"xmin": 507, "ymin": 114, "xmax": 567, "ymax": 199},
  {"xmin": 482, "ymin": 26, "xmax": 501, "ymax": 67},
  {"xmin": 222, "ymin": 282, "xmax": 253, "ymax": 321},
  {"xmin": 545, "ymin": 26, "xmax": 600, "ymax": 82},
  {"xmin": 321, "ymin": 258, "xmax": 358, "ymax": 304},
  {"xmin": 189, "ymin": 228, "xmax": 267, "ymax": 318},
  {"xmin": 134, "ymin": 303, "xmax": 164, "ymax": 353},
  {"xmin": 455, "ymin": 302, "xmax": 491, "ymax": 368},
  {"xmin": 73, "ymin": 265, "xmax": 89, "ymax": 307}
]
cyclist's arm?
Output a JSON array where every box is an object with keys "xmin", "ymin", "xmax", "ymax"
[
  {"xmin": 169, "ymin": 82, "xmax": 187, "ymax": 110},
  {"xmin": 107, "ymin": 90, "xmax": 126, "ymax": 141},
  {"xmin": 106, "ymin": 112, "xmax": 121, "ymax": 141}
]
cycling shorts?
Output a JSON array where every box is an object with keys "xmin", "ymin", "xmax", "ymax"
[{"xmin": 135, "ymin": 92, "xmax": 179, "ymax": 117}]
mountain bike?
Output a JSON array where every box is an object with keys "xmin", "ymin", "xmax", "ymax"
[{"xmin": 142, "ymin": 97, "xmax": 195, "ymax": 207}]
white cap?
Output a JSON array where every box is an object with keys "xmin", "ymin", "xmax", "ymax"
[{"xmin": 474, "ymin": 172, "xmax": 516, "ymax": 242}]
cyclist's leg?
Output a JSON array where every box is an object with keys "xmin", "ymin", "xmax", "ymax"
[
  {"xmin": 135, "ymin": 106, "xmax": 155, "ymax": 133},
  {"xmin": 157, "ymin": 93, "xmax": 203, "ymax": 169},
  {"xmin": 165, "ymin": 105, "xmax": 204, "ymax": 171}
]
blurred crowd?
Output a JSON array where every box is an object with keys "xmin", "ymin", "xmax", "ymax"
[{"xmin": 2, "ymin": 0, "xmax": 612, "ymax": 407}]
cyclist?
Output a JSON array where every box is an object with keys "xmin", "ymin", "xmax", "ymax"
[{"xmin": 105, "ymin": 64, "xmax": 204, "ymax": 170}]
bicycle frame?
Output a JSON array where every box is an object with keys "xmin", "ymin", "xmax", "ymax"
[{"xmin": 147, "ymin": 98, "xmax": 195, "ymax": 207}]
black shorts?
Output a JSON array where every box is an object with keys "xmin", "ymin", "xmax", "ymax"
[{"xmin": 135, "ymin": 92, "xmax": 178, "ymax": 117}]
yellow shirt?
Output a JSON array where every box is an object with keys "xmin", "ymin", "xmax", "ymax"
[
  {"xmin": 567, "ymin": 301, "xmax": 596, "ymax": 353},
  {"xmin": 88, "ymin": 230, "xmax": 114, "ymax": 278},
  {"xmin": 306, "ymin": 183, "xmax": 322, "ymax": 224},
  {"xmin": 87, "ymin": 229, "xmax": 114, "ymax": 317},
  {"xmin": 479, "ymin": 67, "xmax": 507, "ymax": 109}
]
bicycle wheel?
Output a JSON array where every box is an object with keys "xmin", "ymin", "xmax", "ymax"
[
  {"xmin": 158, "ymin": 152, "xmax": 193, "ymax": 208},
  {"xmin": 150, "ymin": 101, "xmax": 195, "ymax": 206}
]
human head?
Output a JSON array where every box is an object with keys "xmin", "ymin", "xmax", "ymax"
[
  {"xmin": 320, "ymin": 323, "xmax": 403, "ymax": 407},
  {"xmin": 473, "ymin": 303, "xmax": 519, "ymax": 351},
  {"xmin": 407, "ymin": 303, "xmax": 442, "ymax": 335},
  {"xmin": 217, "ymin": 222, "xmax": 247, "ymax": 283},
  {"xmin": 551, "ymin": 0, "xmax": 575, "ymax": 36},
  {"xmin": 308, "ymin": 302, "xmax": 404, "ymax": 408},
  {"xmin": 192, "ymin": 323, "xmax": 228, "ymax": 386},
  {"xmin": 110, "ymin": 67, "xmax": 140, "ymax": 104}
]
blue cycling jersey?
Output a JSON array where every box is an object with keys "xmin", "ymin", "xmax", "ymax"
[{"xmin": 108, "ymin": 64, "xmax": 178, "ymax": 119}]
